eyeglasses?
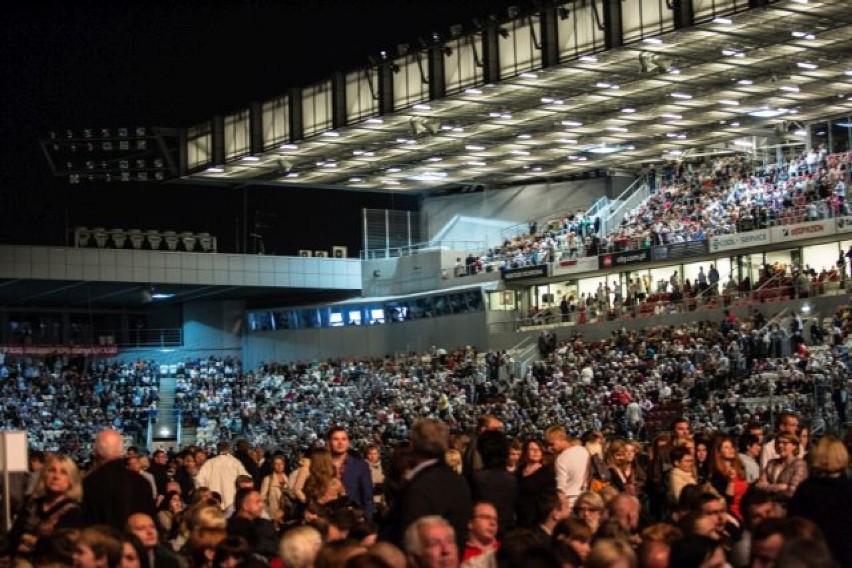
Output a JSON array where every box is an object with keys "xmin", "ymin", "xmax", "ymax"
[{"xmin": 574, "ymin": 506, "xmax": 601, "ymax": 513}]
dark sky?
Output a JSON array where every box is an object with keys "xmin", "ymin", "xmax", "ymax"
[{"xmin": 1, "ymin": 0, "xmax": 522, "ymax": 255}]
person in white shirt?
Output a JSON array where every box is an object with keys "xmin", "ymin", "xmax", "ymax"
[
  {"xmin": 545, "ymin": 425, "xmax": 590, "ymax": 511},
  {"xmin": 759, "ymin": 412, "xmax": 800, "ymax": 471},
  {"xmin": 194, "ymin": 440, "xmax": 250, "ymax": 511}
]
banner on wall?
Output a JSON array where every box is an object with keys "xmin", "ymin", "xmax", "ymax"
[
  {"xmin": 0, "ymin": 345, "xmax": 119, "ymax": 356},
  {"xmin": 709, "ymin": 230, "xmax": 770, "ymax": 253},
  {"xmin": 651, "ymin": 240, "xmax": 708, "ymax": 261},
  {"xmin": 598, "ymin": 249, "xmax": 651, "ymax": 269},
  {"xmin": 769, "ymin": 220, "xmax": 836, "ymax": 242},
  {"xmin": 836, "ymin": 216, "xmax": 852, "ymax": 234},
  {"xmin": 501, "ymin": 264, "xmax": 549, "ymax": 281},
  {"xmin": 552, "ymin": 256, "xmax": 598, "ymax": 276}
]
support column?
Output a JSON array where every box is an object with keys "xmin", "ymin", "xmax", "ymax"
[
  {"xmin": 481, "ymin": 21, "xmax": 501, "ymax": 84},
  {"xmin": 211, "ymin": 115, "xmax": 225, "ymax": 166},
  {"xmin": 602, "ymin": 0, "xmax": 623, "ymax": 51},
  {"xmin": 672, "ymin": 0, "xmax": 694, "ymax": 30},
  {"xmin": 331, "ymin": 71, "xmax": 347, "ymax": 130},
  {"xmin": 539, "ymin": 6, "xmax": 560, "ymax": 68}
]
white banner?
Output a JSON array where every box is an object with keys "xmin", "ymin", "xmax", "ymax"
[
  {"xmin": 552, "ymin": 256, "xmax": 598, "ymax": 276},
  {"xmin": 769, "ymin": 220, "xmax": 836, "ymax": 242},
  {"xmin": 709, "ymin": 230, "xmax": 770, "ymax": 253},
  {"xmin": 836, "ymin": 216, "xmax": 852, "ymax": 234}
]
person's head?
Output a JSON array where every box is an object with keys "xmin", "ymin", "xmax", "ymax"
[
  {"xmin": 152, "ymin": 450, "xmax": 167, "ymax": 466},
  {"xmin": 444, "ymin": 449, "xmax": 462, "ymax": 474},
  {"xmin": 522, "ymin": 439, "xmax": 546, "ymax": 465},
  {"xmin": 775, "ymin": 433, "xmax": 801, "ymax": 458},
  {"xmin": 537, "ymin": 489, "xmax": 571, "ymax": 529},
  {"xmin": 747, "ymin": 422, "xmax": 764, "ymax": 443},
  {"xmin": 672, "ymin": 418, "xmax": 692, "ymax": 441},
  {"xmin": 279, "ymin": 525, "xmax": 323, "ymax": 568},
  {"xmin": 713, "ymin": 436, "xmax": 742, "ymax": 476},
  {"xmin": 694, "ymin": 439, "xmax": 709, "ymax": 464},
  {"xmin": 605, "ymin": 439, "xmax": 631, "ymax": 467},
  {"xmin": 125, "ymin": 514, "xmax": 159, "ymax": 549},
  {"xmin": 233, "ymin": 488, "xmax": 264, "ymax": 520},
  {"xmin": 468, "ymin": 502, "xmax": 499, "ymax": 547},
  {"xmin": 739, "ymin": 433, "xmax": 762, "ymax": 458},
  {"xmin": 607, "ymin": 494, "xmax": 641, "ymax": 533},
  {"xmin": 777, "ymin": 412, "xmax": 800, "ymax": 436},
  {"xmin": 808, "ymin": 434, "xmax": 849, "ymax": 476},
  {"xmin": 119, "ymin": 534, "xmax": 149, "ymax": 568},
  {"xmin": 186, "ymin": 505, "xmax": 227, "ymax": 568},
  {"xmin": 94, "ymin": 430, "xmax": 125, "ymax": 462},
  {"xmin": 750, "ymin": 518, "xmax": 789, "ymax": 568},
  {"xmin": 477, "ymin": 430, "xmax": 509, "ymax": 470},
  {"xmin": 73, "ymin": 525, "xmax": 123, "ymax": 568},
  {"xmin": 404, "ymin": 515, "xmax": 458, "ymax": 568},
  {"xmin": 671, "ymin": 446, "xmax": 695, "ymax": 473},
  {"xmin": 410, "ymin": 419, "xmax": 450, "ymax": 459},
  {"xmin": 309, "ymin": 448, "xmax": 337, "ymax": 480},
  {"xmin": 158, "ymin": 491, "xmax": 183, "ymax": 515},
  {"xmin": 271, "ymin": 454, "xmax": 287, "ymax": 473},
  {"xmin": 327, "ymin": 427, "xmax": 351, "ymax": 457},
  {"xmin": 507, "ymin": 439, "xmax": 522, "ymax": 468},
  {"xmin": 476, "ymin": 414, "xmax": 503, "ymax": 434},
  {"xmin": 552, "ymin": 517, "xmax": 593, "ymax": 562},
  {"xmin": 545, "ymin": 426, "xmax": 573, "ymax": 454},
  {"xmin": 698, "ymin": 495, "xmax": 728, "ymax": 539},
  {"xmin": 740, "ymin": 490, "xmax": 779, "ymax": 533},
  {"xmin": 573, "ymin": 491, "xmax": 605, "ymax": 531},
  {"xmin": 365, "ymin": 445, "xmax": 380, "ymax": 465},
  {"xmin": 29, "ymin": 450, "xmax": 45, "ymax": 471},
  {"xmin": 213, "ymin": 536, "xmax": 252, "ymax": 568},
  {"xmin": 368, "ymin": 542, "xmax": 408, "ymax": 568},
  {"xmin": 585, "ymin": 538, "xmax": 637, "ymax": 568},
  {"xmin": 669, "ymin": 534, "xmax": 727, "ymax": 568},
  {"xmin": 34, "ymin": 453, "xmax": 83, "ymax": 502},
  {"xmin": 315, "ymin": 539, "xmax": 368, "ymax": 568}
]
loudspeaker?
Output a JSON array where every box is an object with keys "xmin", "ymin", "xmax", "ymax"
[
  {"xmin": 332, "ymin": 246, "xmax": 348, "ymax": 258},
  {"xmin": 298, "ymin": 250, "xmax": 312, "ymax": 257},
  {"xmin": 314, "ymin": 250, "xmax": 329, "ymax": 258}
]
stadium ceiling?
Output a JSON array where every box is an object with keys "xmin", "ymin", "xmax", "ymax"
[{"xmin": 186, "ymin": 0, "xmax": 852, "ymax": 192}]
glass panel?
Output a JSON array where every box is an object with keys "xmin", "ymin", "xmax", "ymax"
[
  {"xmin": 346, "ymin": 68, "xmax": 379, "ymax": 124},
  {"xmin": 186, "ymin": 122, "xmax": 212, "ymax": 170},
  {"xmin": 622, "ymin": 0, "xmax": 675, "ymax": 44},
  {"xmin": 302, "ymin": 80, "xmax": 333, "ymax": 138},
  {"xmin": 693, "ymin": 0, "xmax": 750, "ymax": 24},
  {"xmin": 224, "ymin": 109, "xmax": 250, "ymax": 160},
  {"xmin": 830, "ymin": 116, "xmax": 852, "ymax": 154},
  {"xmin": 557, "ymin": 0, "xmax": 605, "ymax": 61},
  {"xmin": 392, "ymin": 52, "xmax": 430, "ymax": 110},
  {"xmin": 811, "ymin": 121, "xmax": 829, "ymax": 154},
  {"xmin": 498, "ymin": 15, "xmax": 542, "ymax": 78},
  {"xmin": 261, "ymin": 96, "xmax": 290, "ymax": 150},
  {"xmin": 444, "ymin": 34, "xmax": 484, "ymax": 95}
]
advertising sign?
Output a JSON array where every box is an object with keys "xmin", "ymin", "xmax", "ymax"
[
  {"xmin": 709, "ymin": 230, "xmax": 770, "ymax": 253},
  {"xmin": 552, "ymin": 256, "xmax": 598, "ymax": 276},
  {"xmin": 769, "ymin": 220, "xmax": 835, "ymax": 242},
  {"xmin": 651, "ymin": 240, "xmax": 708, "ymax": 261},
  {"xmin": 501, "ymin": 264, "xmax": 549, "ymax": 281},
  {"xmin": 598, "ymin": 249, "xmax": 651, "ymax": 269},
  {"xmin": 836, "ymin": 216, "xmax": 852, "ymax": 234}
]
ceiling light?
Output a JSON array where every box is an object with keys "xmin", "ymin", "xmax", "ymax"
[
  {"xmin": 670, "ymin": 92, "xmax": 692, "ymax": 99},
  {"xmin": 465, "ymin": 145, "xmax": 485, "ymax": 151},
  {"xmin": 385, "ymin": 180, "xmax": 400, "ymax": 185},
  {"xmin": 558, "ymin": 138, "xmax": 578, "ymax": 144},
  {"xmin": 794, "ymin": 129, "xmax": 807, "ymax": 136},
  {"xmin": 205, "ymin": 167, "xmax": 224, "ymax": 173},
  {"xmin": 737, "ymin": 79, "xmax": 753, "ymax": 85},
  {"xmin": 713, "ymin": 17, "xmax": 732, "ymax": 24},
  {"xmin": 517, "ymin": 134, "xmax": 532, "ymax": 139},
  {"xmin": 366, "ymin": 118, "xmax": 384, "ymax": 124},
  {"xmin": 510, "ymin": 150, "xmax": 530, "ymax": 156},
  {"xmin": 409, "ymin": 172, "xmax": 447, "ymax": 181},
  {"xmin": 321, "ymin": 131, "xmax": 340, "ymax": 137},
  {"xmin": 427, "ymin": 156, "xmax": 443, "ymax": 162},
  {"xmin": 279, "ymin": 144, "xmax": 298, "ymax": 150},
  {"xmin": 748, "ymin": 108, "xmax": 787, "ymax": 118},
  {"xmin": 779, "ymin": 85, "xmax": 800, "ymax": 92},
  {"xmin": 845, "ymin": 70, "xmax": 852, "ymax": 76},
  {"xmin": 349, "ymin": 177, "xmax": 363, "ymax": 182},
  {"xmin": 734, "ymin": 140, "xmax": 755, "ymax": 147},
  {"xmin": 465, "ymin": 88, "xmax": 483, "ymax": 94},
  {"xmin": 661, "ymin": 113, "xmax": 682, "ymax": 119},
  {"xmin": 720, "ymin": 100, "xmax": 740, "ymax": 106},
  {"xmin": 452, "ymin": 127, "xmax": 464, "ymax": 132},
  {"xmin": 285, "ymin": 172, "xmax": 299, "ymax": 178},
  {"xmin": 413, "ymin": 104, "xmax": 431, "ymax": 110},
  {"xmin": 730, "ymin": 122, "xmax": 740, "ymax": 127},
  {"xmin": 797, "ymin": 62, "xmax": 818, "ymax": 69},
  {"xmin": 791, "ymin": 31, "xmax": 806, "ymax": 37},
  {"xmin": 621, "ymin": 108, "xmax": 636, "ymax": 113},
  {"xmin": 606, "ymin": 126, "xmax": 628, "ymax": 132},
  {"xmin": 596, "ymin": 82, "xmax": 612, "ymax": 88},
  {"xmin": 386, "ymin": 167, "xmax": 401, "ymax": 173},
  {"xmin": 587, "ymin": 145, "xmax": 619, "ymax": 154},
  {"xmin": 241, "ymin": 156, "xmax": 260, "ymax": 162},
  {"xmin": 722, "ymin": 49, "xmax": 744, "ymax": 57},
  {"xmin": 561, "ymin": 120, "xmax": 583, "ymax": 127},
  {"xmin": 541, "ymin": 97, "xmax": 554, "ymax": 103},
  {"xmin": 643, "ymin": 38, "xmax": 663, "ymax": 44},
  {"xmin": 520, "ymin": 73, "xmax": 538, "ymax": 79},
  {"xmin": 151, "ymin": 292, "xmax": 174, "ymax": 300},
  {"xmin": 467, "ymin": 161, "xmax": 487, "ymax": 166},
  {"xmin": 579, "ymin": 55, "xmax": 597, "ymax": 62}
]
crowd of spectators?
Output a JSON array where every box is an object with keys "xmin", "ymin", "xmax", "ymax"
[{"xmin": 491, "ymin": 150, "xmax": 851, "ymax": 270}]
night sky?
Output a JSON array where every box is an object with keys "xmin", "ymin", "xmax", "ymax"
[{"xmin": 1, "ymin": 0, "xmax": 521, "ymax": 255}]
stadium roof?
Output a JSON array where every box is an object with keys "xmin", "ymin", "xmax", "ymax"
[{"xmin": 183, "ymin": 0, "xmax": 852, "ymax": 193}]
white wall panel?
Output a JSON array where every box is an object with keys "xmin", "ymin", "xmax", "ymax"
[
  {"xmin": 301, "ymin": 80, "xmax": 333, "ymax": 138},
  {"xmin": 261, "ymin": 96, "xmax": 289, "ymax": 150},
  {"xmin": 444, "ymin": 34, "xmax": 484, "ymax": 95},
  {"xmin": 392, "ymin": 53, "xmax": 430, "ymax": 110},
  {"xmin": 558, "ymin": 0, "xmax": 605, "ymax": 61},
  {"xmin": 498, "ymin": 15, "xmax": 542, "ymax": 78},
  {"xmin": 224, "ymin": 109, "xmax": 250, "ymax": 160},
  {"xmin": 622, "ymin": 0, "xmax": 674, "ymax": 44},
  {"xmin": 346, "ymin": 69, "xmax": 379, "ymax": 123}
]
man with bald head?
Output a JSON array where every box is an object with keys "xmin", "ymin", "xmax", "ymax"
[{"xmin": 82, "ymin": 429, "xmax": 156, "ymax": 530}]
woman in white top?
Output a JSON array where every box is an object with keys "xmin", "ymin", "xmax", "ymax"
[{"xmin": 259, "ymin": 455, "xmax": 290, "ymax": 526}]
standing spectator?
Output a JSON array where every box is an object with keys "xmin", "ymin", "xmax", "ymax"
[
  {"xmin": 759, "ymin": 412, "xmax": 800, "ymax": 471},
  {"xmin": 788, "ymin": 435, "xmax": 852, "ymax": 567},
  {"xmin": 667, "ymin": 446, "xmax": 698, "ymax": 506},
  {"xmin": 383, "ymin": 418, "xmax": 472, "ymax": 555},
  {"xmin": 232, "ymin": 440, "xmax": 260, "ymax": 489},
  {"xmin": 226, "ymin": 488, "xmax": 278, "ymax": 561},
  {"xmin": 469, "ymin": 430, "xmax": 516, "ymax": 537},
  {"xmin": 258, "ymin": 454, "xmax": 290, "ymax": 528},
  {"xmin": 545, "ymin": 426, "xmax": 590, "ymax": 511},
  {"xmin": 514, "ymin": 439, "xmax": 555, "ymax": 529},
  {"xmin": 462, "ymin": 414, "xmax": 503, "ymax": 479},
  {"xmin": 82, "ymin": 429, "xmax": 156, "ymax": 530},
  {"xmin": 709, "ymin": 436, "xmax": 749, "ymax": 521},
  {"xmin": 462, "ymin": 501, "xmax": 500, "ymax": 563},
  {"xmin": 327, "ymin": 426, "xmax": 374, "ymax": 519},
  {"xmin": 737, "ymin": 433, "xmax": 762, "ymax": 483},
  {"xmin": 757, "ymin": 433, "xmax": 808, "ymax": 500},
  {"xmin": 405, "ymin": 515, "xmax": 459, "ymax": 568},
  {"xmin": 194, "ymin": 440, "xmax": 250, "ymax": 511}
]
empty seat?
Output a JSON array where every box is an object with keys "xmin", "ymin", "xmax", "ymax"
[
  {"xmin": 147, "ymin": 230, "xmax": 163, "ymax": 250},
  {"xmin": 128, "ymin": 229, "xmax": 145, "ymax": 250},
  {"xmin": 75, "ymin": 227, "xmax": 91, "ymax": 248},
  {"xmin": 197, "ymin": 232, "xmax": 214, "ymax": 253},
  {"xmin": 109, "ymin": 228, "xmax": 127, "ymax": 249},
  {"xmin": 92, "ymin": 227, "xmax": 109, "ymax": 248},
  {"xmin": 180, "ymin": 231, "xmax": 198, "ymax": 252},
  {"xmin": 162, "ymin": 230, "xmax": 179, "ymax": 251}
]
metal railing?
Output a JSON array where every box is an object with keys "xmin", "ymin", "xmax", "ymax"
[
  {"xmin": 360, "ymin": 239, "xmax": 486, "ymax": 260},
  {"xmin": 600, "ymin": 177, "xmax": 650, "ymax": 237},
  {"xmin": 0, "ymin": 328, "xmax": 183, "ymax": 348}
]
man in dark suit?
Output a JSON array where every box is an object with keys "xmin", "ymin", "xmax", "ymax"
[
  {"xmin": 327, "ymin": 426, "xmax": 374, "ymax": 519},
  {"xmin": 384, "ymin": 418, "xmax": 472, "ymax": 554},
  {"xmin": 82, "ymin": 429, "xmax": 156, "ymax": 530}
]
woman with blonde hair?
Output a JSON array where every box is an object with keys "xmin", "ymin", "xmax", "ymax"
[
  {"xmin": 179, "ymin": 504, "xmax": 227, "ymax": 568},
  {"xmin": 302, "ymin": 448, "xmax": 345, "ymax": 506},
  {"xmin": 444, "ymin": 449, "xmax": 463, "ymax": 475},
  {"xmin": 8, "ymin": 453, "xmax": 85, "ymax": 560},
  {"xmin": 789, "ymin": 434, "xmax": 852, "ymax": 567},
  {"xmin": 605, "ymin": 439, "xmax": 645, "ymax": 498},
  {"xmin": 585, "ymin": 537, "xmax": 637, "ymax": 568},
  {"xmin": 572, "ymin": 491, "xmax": 605, "ymax": 534},
  {"xmin": 259, "ymin": 454, "xmax": 291, "ymax": 526}
]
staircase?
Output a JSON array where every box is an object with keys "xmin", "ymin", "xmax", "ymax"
[{"xmin": 153, "ymin": 376, "xmax": 178, "ymax": 443}]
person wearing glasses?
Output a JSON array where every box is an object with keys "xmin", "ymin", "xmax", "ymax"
[
  {"xmin": 571, "ymin": 491, "xmax": 605, "ymax": 534},
  {"xmin": 462, "ymin": 501, "xmax": 500, "ymax": 563},
  {"xmin": 757, "ymin": 432, "xmax": 808, "ymax": 499}
]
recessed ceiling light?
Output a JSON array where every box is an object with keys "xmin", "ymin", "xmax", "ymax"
[
  {"xmin": 517, "ymin": 134, "xmax": 532, "ymax": 139},
  {"xmin": 321, "ymin": 131, "xmax": 340, "ymax": 137},
  {"xmin": 737, "ymin": 79, "xmax": 753, "ymax": 85},
  {"xmin": 561, "ymin": 120, "xmax": 583, "ymax": 127},
  {"xmin": 643, "ymin": 38, "xmax": 663, "ymax": 44},
  {"xmin": 670, "ymin": 92, "xmax": 692, "ymax": 99},
  {"xmin": 465, "ymin": 145, "xmax": 485, "ymax": 151},
  {"xmin": 465, "ymin": 88, "xmax": 482, "ymax": 95},
  {"xmin": 596, "ymin": 82, "xmax": 612, "ymax": 88},
  {"xmin": 241, "ymin": 156, "xmax": 260, "ymax": 162},
  {"xmin": 348, "ymin": 177, "xmax": 363, "ymax": 182},
  {"xmin": 606, "ymin": 126, "xmax": 628, "ymax": 132},
  {"xmin": 779, "ymin": 85, "xmax": 800, "ymax": 92},
  {"xmin": 366, "ymin": 118, "xmax": 383, "ymax": 124},
  {"xmin": 748, "ymin": 108, "xmax": 787, "ymax": 118},
  {"xmin": 713, "ymin": 17, "xmax": 732, "ymax": 24},
  {"xmin": 579, "ymin": 55, "xmax": 597, "ymax": 62},
  {"xmin": 720, "ymin": 100, "xmax": 740, "ymax": 106},
  {"xmin": 558, "ymin": 138, "xmax": 578, "ymax": 144},
  {"xmin": 279, "ymin": 144, "xmax": 298, "ymax": 150},
  {"xmin": 520, "ymin": 73, "xmax": 538, "ymax": 79},
  {"xmin": 797, "ymin": 62, "xmax": 818, "ymax": 69},
  {"xmin": 621, "ymin": 108, "xmax": 636, "ymax": 113},
  {"xmin": 510, "ymin": 150, "xmax": 530, "ymax": 155},
  {"xmin": 413, "ymin": 104, "xmax": 431, "ymax": 110},
  {"xmin": 661, "ymin": 113, "xmax": 683, "ymax": 119},
  {"xmin": 587, "ymin": 145, "xmax": 620, "ymax": 154}
]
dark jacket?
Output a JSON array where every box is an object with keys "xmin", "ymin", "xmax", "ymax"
[
  {"xmin": 340, "ymin": 452, "xmax": 374, "ymax": 519},
  {"xmin": 384, "ymin": 461, "xmax": 472, "ymax": 554},
  {"xmin": 471, "ymin": 468, "xmax": 517, "ymax": 536},
  {"xmin": 82, "ymin": 459, "xmax": 156, "ymax": 530},
  {"xmin": 788, "ymin": 475, "xmax": 852, "ymax": 567}
]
